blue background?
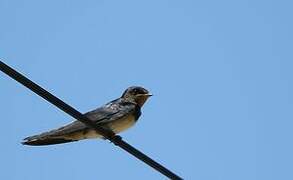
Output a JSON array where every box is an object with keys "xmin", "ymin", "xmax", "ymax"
[{"xmin": 1, "ymin": 0, "xmax": 292, "ymax": 179}]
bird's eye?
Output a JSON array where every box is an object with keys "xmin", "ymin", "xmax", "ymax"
[
  {"xmin": 132, "ymin": 88, "xmax": 145, "ymax": 95},
  {"xmin": 133, "ymin": 89, "xmax": 139, "ymax": 94},
  {"xmin": 127, "ymin": 87, "xmax": 148, "ymax": 96}
]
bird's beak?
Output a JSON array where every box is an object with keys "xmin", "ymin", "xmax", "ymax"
[
  {"xmin": 146, "ymin": 93, "xmax": 153, "ymax": 97},
  {"xmin": 137, "ymin": 93, "xmax": 153, "ymax": 97}
]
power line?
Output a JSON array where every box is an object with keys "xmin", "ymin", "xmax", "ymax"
[{"xmin": 0, "ymin": 61, "xmax": 183, "ymax": 180}]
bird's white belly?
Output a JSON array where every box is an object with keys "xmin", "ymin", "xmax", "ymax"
[
  {"xmin": 81, "ymin": 115, "xmax": 136, "ymax": 140},
  {"xmin": 110, "ymin": 115, "xmax": 136, "ymax": 134}
]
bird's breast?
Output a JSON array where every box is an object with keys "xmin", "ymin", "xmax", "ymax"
[
  {"xmin": 64, "ymin": 114, "xmax": 137, "ymax": 140},
  {"xmin": 108, "ymin": 114, "xmax": 136, "ymax": 134}
]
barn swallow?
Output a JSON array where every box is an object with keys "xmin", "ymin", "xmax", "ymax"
[{"xmin": 22, "ymin": 86, "xmax": 152, "ymax": 146}]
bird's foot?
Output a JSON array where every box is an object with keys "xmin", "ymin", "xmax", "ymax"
[{"xmin": 110, "ymin": 135, "xmax": 122, "ymax": 145}]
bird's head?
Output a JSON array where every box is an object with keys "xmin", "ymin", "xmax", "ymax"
[{"xmin": 121, "ymin": 86, "xmax": 152, "ymax": 107}]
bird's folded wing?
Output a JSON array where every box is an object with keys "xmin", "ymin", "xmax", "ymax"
[{"xmin": 24, "ymin": 100, "xmax": 136, "ymax": 141}]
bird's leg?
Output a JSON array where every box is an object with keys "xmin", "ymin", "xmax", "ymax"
[{"xmin": 110, "ymin": 135, "xmax": 122, "ymax": 145}]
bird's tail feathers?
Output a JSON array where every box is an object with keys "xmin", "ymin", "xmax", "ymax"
[{"xmin": 22, "ymin": 133, "xmax": 76, "ymax": 146}]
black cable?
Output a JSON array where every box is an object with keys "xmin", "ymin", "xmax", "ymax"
[{"xmin": 0, "ymin": 61, "xmax": 183, "ymax": 180}]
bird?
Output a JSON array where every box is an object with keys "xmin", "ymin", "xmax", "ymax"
[{"xmin": 22, "ymin": 86, "xmax": 152, "ymax": 146}]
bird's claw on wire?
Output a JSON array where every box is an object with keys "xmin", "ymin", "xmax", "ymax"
[{"xmin": 110, "ymin": 135, "xmax": 122, "ymax": 145}]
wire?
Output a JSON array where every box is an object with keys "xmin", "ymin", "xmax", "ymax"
[{"xmin": 0, "ymin": 61, "xmax": 183, "ymax": 180}]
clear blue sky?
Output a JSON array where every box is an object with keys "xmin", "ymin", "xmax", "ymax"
[{"xmin": 0, "ymin": 0, "xmax": 292, "ymax": 179}]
